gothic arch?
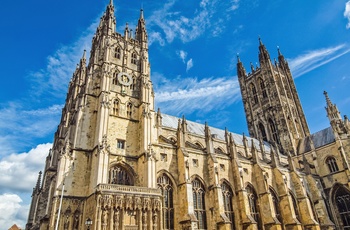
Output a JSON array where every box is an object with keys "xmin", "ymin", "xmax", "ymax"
[
  {"xmin": 108, "ymin": 162, "xmax": 136, "ymax": 185},
  {"xmin": 246, "ymin": 183, "xmax": 261, "ymax": 228},
  {"xmin": 220, "ymin": 178, "xmax": 235, "ymax": 192},
  {"xmin": 329, "ymin": 183, "xmax": 350, "ymax": 229},
  {"xmin": 325, "ymin": 156, "xmax": 339, "ymax": 173},
  {"xmin": 195, "ymin": 142, "xmax": 204, "ymax": 149},
  {"xmin": 157, "ymin": 171, "xmax": 176, "ymax": 230},
  {"xmin": 192, "ymin": 176, "xmax": 207, "ymax": 229},
  {"xmin": 269, "ymin": 186, "xmax": 282, "ymax": 223},
  {"xmin": 221, "ymin": 180, "xmax": 235, "ymax": 230},
  {"xmin": 190, "ymin": 175, "xmax": 208, "ymax": 191},
  {"xmin": 157, "ymin": 170, "xmax": 177, "ymax": 190}
]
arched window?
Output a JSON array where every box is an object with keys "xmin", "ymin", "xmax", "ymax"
[
  {"xmin": 113, "ymin": 99, "xmax": 119, "ymax": 115},
  {"xmin": 157, "ymin": 174, "xmax": 174, "ymax": 230},
  {"xmin": 334, "ymin": 186, "xmax": 350, "ymax": 229},
  {"xmin": 126, "ymin": 103, "xmax": 132, "ymax": 118},
  {"xmin": 269, "ymin": 118, "xmax": 279, "ymax": 144},
  {"xmin": 114, "ymin": 47, "xmax": 121, "ymax": 59},
  {"xmin": 109, "ymin": 165, "xmax": 133, "ymax": 185},
  {"xmin": 131, "ymin": 52, "xmax": 137, "ymax": 65},
  {"xmin": 258, "ymin": 123, "xmax": 267, "ymax": 141},
  {"xmin": 222, "ymin": 182, "xmax": 235, "ymax": 230},
  {"xmin": 290, "ymin": 192, "xmax": 300, "ymax": 221},
  {"xmin": 130, "ymin": 77, "xmax": 136, "ymax": 90},
  {"xmin": 270, "ymin": 189, "xmax": 282, "ymax": 223},
  {"xmin": 112, "ymin": 72, "xmax": 119, "ymax": 85},
  {"xmin": 326, "ymin": 157, "xmax": 339, "ymax": 173},
  {"xmin": 259, "ymin": 78, "xmax": 268, "ymax": 98},
  {"xmin": 250, "ymin": 83, "xmax": 258, "ymax": 104},
  {"xmin": 246, "ymin": 185, "xmax": 261, "ymax": 228},
  {"xmin": 192, "ymin": 178, "xmax": 207, "ymax": 229}
]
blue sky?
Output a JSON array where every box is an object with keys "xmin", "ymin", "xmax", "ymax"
[{"xmin": 0, "ymin": 0, "xmax": 350, "ymax": 227}]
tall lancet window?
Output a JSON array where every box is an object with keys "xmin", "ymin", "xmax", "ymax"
[
  {"xmin": 246, "ymin": 185, "xmax": 261, "ymax": 228},
  {"xmin": 290, "ymin": 192, "xmax": 300, "ymax": 221},
  {"xmin": 113, "ymin": 99, "xmax": 119, "ymax": 115},
  {"xmin": 258, "ymin": 123, "xmax": 267, "ymax": 141},
  {"xmin": 114, "ymin": 47, "xmax": 121, "ymax": 59},
  {"xmin": 259, "ymin": 78, "xmax": 268, "ymax": 98},
  {"xmin": 112, "ymin": 72, "xmax": 119, "ymax": 85},
  {"xmin": 109, "ymin": 165, "xmax": 133, "ymax": 185},
  {"xmin": 222, "ymin": 182, "xmax": 235, "ymax": 230},
  {"xmin": 131, "ymin": 52, "xmax": 137, "ymax": 64},
  {"xmin": 157, "ymin": 174, "xmax": 174, "ymax": 230},
  {"xmin": 126, "ymin": 103, "xmax": 132, "ymax": 118},
  {"xmin": 270, "ymin": 189, "xmax": 282, "ymax": 223},
  {"xmin": 269, "ymin": 118, "xmax": 279, "ymax": 144},
  {"xmin": 250, "ymin": 83, "xmax": 259, "ymax": 104},
  {"xmin": 192, "ymin": 178, "xmax": 207, "ymax": 230}
]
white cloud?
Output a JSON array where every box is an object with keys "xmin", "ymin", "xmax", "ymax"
[
  {"xmin": 155, "ymin": 75, "xmax": 240, "ymax": 115},
  {"xmin": 0, "ymin": 143, "xmax": 50, "ymax": 229},
  {"xmin": 186, "ymin": 58, "xmax": 194, "ymax": 71},
  {"xmin": 344, "ymin": 1, "xmax": 350, "ymax": 29},
  {"xmin": 0, "ymin": 193, "xmax": 28, "ymax": 229},
  {"xmin": 148, "ymin": 0, "xmax": 239, "ymax": 44},
  {"xmin": 288, "ymin": 44, "xmax": 350, "ymax": 78},
  {"xmin": 177, "ymin": 50, "xmax": 188, "ymax": 63},
  {"xmin": 0, "ymin": 143, "xmax": 51, "ymax": 193}
]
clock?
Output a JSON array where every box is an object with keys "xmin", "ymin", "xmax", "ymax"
[{"xmin": 117, "ymin": 72, "xmax": 132, "ymax": 86}]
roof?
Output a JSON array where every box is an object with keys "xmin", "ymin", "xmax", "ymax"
[
  {"xmin": 161, "ymin": 113, "xmax": 271, "ymax": 153},
  {"xmin": 298, "ymin": 127, "xmax": 335, "ymax": 153}
]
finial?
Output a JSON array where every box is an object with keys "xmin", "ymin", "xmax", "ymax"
[
  {"xmin": 109, "ymin": 0, "xmax": 113, "ymax": 6},
  {"xmin": 277, "ymin": 46, "xmax": 282, "ymax": 56},
  {"xmin": 237, "ymin": 53, "xmax": 240, "ymax": 63},
  {"xmin": 140, "ymin": 8, "xmax": 144, "ymax": 19},
  {"xmin": 250, "ymin": 62, "xmax": 254, "ymax": 71},
  {"xmin": 258, "ymin": 36, "xmax": 263, "ymax": 46},
  {"xmin": 324, "ymin": 91, "xmax": 332, "ymax": 106},
  {"xmin": 82, "ymin": 49, "xmax": 86, "ymax": 59}
]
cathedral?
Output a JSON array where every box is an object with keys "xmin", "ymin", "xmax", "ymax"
[{"xmin": 26, "ymin": 1, "xmax": 350, "ymax": 230}]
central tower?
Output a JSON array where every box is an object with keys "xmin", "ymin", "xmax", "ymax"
[{"xmin": 237, "ymin": 39, "xmax": 310, "ymax": 155}]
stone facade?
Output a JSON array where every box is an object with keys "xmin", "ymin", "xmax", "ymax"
[{"xmin": 26, "ymin": 1, "xmax": 350, "ymax": 230}]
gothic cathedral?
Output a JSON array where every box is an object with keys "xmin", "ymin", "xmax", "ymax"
[{"xmin": 26, "ymin": 1, "xmax": 350, "ymax": 230}]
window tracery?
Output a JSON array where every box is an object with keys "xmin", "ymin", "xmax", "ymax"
[
  {"xmin": 222, "ymin": 182, "xmax": 235, "ymax": 230},
  {"xmin": 157, "ymin": 174, "xmax": 174, "ymax": 230},
  {"xmin": 109, "ymin": 165, "xmax": 133, "ymax": 185},
  {"xmin": 246, "ymin": 185, "xmax": 261, "ymax": 228},
  {"xmin": 114, "ymin": 47, "xmax": 121, "ymax": 59},
  {"xmin": 131, "ymin": 52, "xmax": 137, "ymax": 65},
  {"xmin": 250, "ymin": 83, "xmax": 258, "ymax": 104},
  {"xmin": 192, "ymin": 178, "xmax": 207, "ymax": 229},
  {"xmin": 335, "ymin": 186, "xmax": 350, "ymax": 229},
  {"xmin": 326, "ymin": 157, "xmax": 339, "ymax": 173}
]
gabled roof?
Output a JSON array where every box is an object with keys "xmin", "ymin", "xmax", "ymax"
[{"xmin": 161, "ymin": 113, "xmax": 271, "ymax": 153}]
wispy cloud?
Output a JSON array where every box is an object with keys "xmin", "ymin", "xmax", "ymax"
[
  {"xmin": 177, "ymin": 50, "xmax": 188, "ymax": 63},
  {"xmin": 345, "ymin": 1, "xmax": 350, "ymax": 29},
  {"xmin": 148, "ymin": 0, "xmax": 240, "ymax": 45},
  {"xmin": 186, "ymin": 59, "xmax": 194, "ymax": 71},
  {"xmin": 29, "ymin": 19, "xmax": 99, "ymax": 98},
  {"xmin": 288, "ymin": 44, "xmax": 350, "ymax": 78},
  {"xmin": 154, "ymin": 73, "xmax": 240, "ymax": 115}
]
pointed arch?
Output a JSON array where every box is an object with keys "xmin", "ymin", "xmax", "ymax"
[
  {"xmin": 250, "ymin": 83, "xmax": 259, "ymax": 104},
  {"xmin": 221, "ymin": 180, "xmax": 235, "ymax": 230},
  {"xmin": 268, "ymin": 118, "xmax": 279, "ymax": 144},
  {"xmin": 131, "ymin": 52, "xmax": 137, "ymax": 65},
  {"xmin": 325, "ymin": 156, "xmax": 339, "ymax": 173},
  {"xmin": 330, "ymin": 184, "xmax": 350, "ymax": 229},
  {"xmin": 289, "ymin": 191, "xmax": 301, "ymax": 222},
  {"xmin": 114, "ymin": 46, "xmax": 121, "ymax": 59},
  {"xmin": 112, "ymin": 99, "xmax": 119, "ymax": 116},
  {"xmin": 126, "ymin": 102, "xmax": 132, "ymax": 118},
  {"xmin": 108, "ymin": 163, "xmax": 135, "ymax": 185},
  {"xmin": 192, "ymin": 177, "xmax": 207, "ymax": 229},
  {"xmin": 112, "ymin": 69, "xmax": 120, "ymax": 85},
  {"xmin": 258, "ymin": 122, "xmax": 267, "ymax": 141},
  {"xmin": 157, "ymin": 172, "xmax": 175, "ymax": 230},
  {"xmin": 246, "ymin": 184, "xmax": 261, "ymax": 228},
  {"xmin": 258, "ymin": 77, "xmax": 268, "ymax": 98},
  {"xmin": 269, "ymin": 187, "xmax": 282, "ymax": 223}
]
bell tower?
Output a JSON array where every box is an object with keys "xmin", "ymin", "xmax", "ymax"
[{"xmin": 237, "ymin": 39, "xmax": 310, "ymax": 155}]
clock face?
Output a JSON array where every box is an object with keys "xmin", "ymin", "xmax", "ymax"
[{"xmin": 117, "ymin": 72, "xmax": 132, "ymax": 86}]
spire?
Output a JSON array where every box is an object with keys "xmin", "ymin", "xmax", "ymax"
[
  {"xmin": 136, "ymin": 9, "xmax": 148, "ymax": 44},
  {"xmin": 35, "ymin": 171, "xmax": 42, "ymax": 192},
  {"xmin": 237, "ymin": 53, "xmax": 246, "ymax": 78},
  {"xmin": 97, "ymin": 0, "xmax": 116, "ymax": 35},
  {"xmin": 324, "ymin": 91, "xmax": 342, "ymax": 121},
  {"xmin": 258, "ymin": 37, "xmax": 271, "ymax": 64},
  {"xmin": 109, "ymin": 0, "xmax": 113, "ymax": 6},
  {"xmin": 324, "ymin": 91, "xmax": 332, "ymax": 108}
]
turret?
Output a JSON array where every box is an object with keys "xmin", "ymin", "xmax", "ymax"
[
  {"xmin": 324, "ymin": 91, "xmax": 348, "ymax": 136},
  {"xmin": 236, "ymin": 54, "xmax": 246, "ymax": 78}
]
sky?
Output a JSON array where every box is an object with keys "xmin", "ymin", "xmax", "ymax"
[{"xmin": 0, "ymin": 0, "xmax": 350, "ymax": 228}]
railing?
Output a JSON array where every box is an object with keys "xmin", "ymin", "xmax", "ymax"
[{"xmin": 96, "ymin": 184, "xmax": 161, "ymax": 196}]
